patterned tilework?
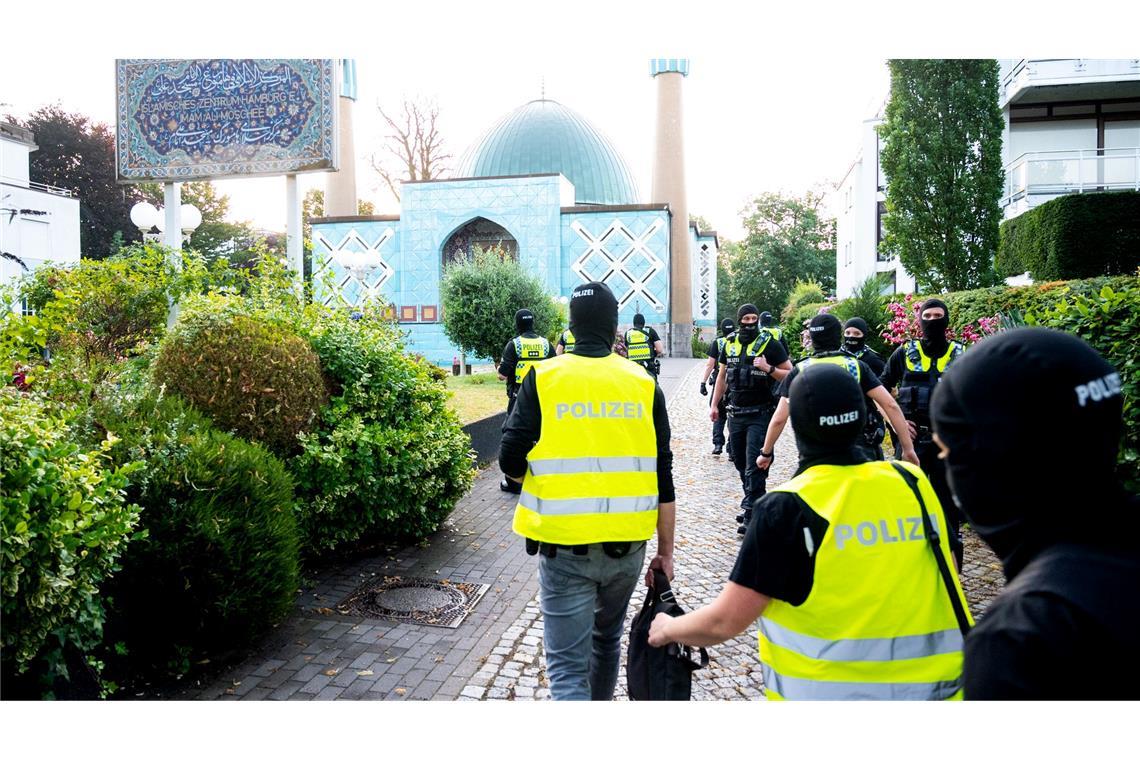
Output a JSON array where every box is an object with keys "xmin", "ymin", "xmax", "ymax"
[
  {"xmin": 311, "ymin": 221, "xmax": 401, "ymax": 308},
  {"xmin": 560, "ymin": 210, "xmax": 671, "ymax": 325},
  {"xmin": 691, "ymin": 229, "xmax": 718, "ymax": 327}
]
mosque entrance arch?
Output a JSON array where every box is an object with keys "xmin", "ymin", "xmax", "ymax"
[{"xmin": 441, "ymin": 217, "xmax": 518, "ymax": 266}]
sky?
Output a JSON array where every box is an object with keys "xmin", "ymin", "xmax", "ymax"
[{"xmin": 6, "ymin": 1, "xmax": 1132, "ymax": 246}]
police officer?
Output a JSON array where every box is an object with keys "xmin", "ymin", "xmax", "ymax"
[
  {"xmin": 624, "ymin": 313, "xmax": 665, "ymax": 379},
  {"xmin": 555, "ymin": 327, "xmax": 575, "ymax": 355},
  {"xmin": 499, "ymin": 281, "xmax": 677, "ymax": 701},
  {"xmin": 649, "ymin": 363, "xmax": 970, "ymax": 700},
  {"xmin": 843, "ymin": 317, "xmax": 888, "ymax": 458},
  {"xmin": 710, "ymin": 304, "xmax": 793, "ymax": 535},
  {"xmin": 880, "ymin": 298, "xmax": 966, "ymax": 564},
  {"xmin": 931, "ymin": 328, "xmax": 1140, "ymax": 699},
  {"xmin": 759, "ymin": 311, "xmax": 789, "ymax": 354},
  {"xmin": 701, "ymin": 318, "xmax": 735, "ymax": 455},
  {"xmin": 757, "ymin": 314, "xmax": 918, "ymax": 468},
  {"xmin": 498, "ymin": 309, "xmax": 554, "ymax": 493}
]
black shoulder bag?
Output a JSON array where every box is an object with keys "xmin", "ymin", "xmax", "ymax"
[
  {"xmin": 627, "ymin": 569, "xmax": 709, "ymax": 700},
  {"xmin": 890, "ymin": 463, "xmax": 972, "ymax": 636}
]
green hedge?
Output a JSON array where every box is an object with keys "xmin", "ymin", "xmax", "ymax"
[
  {"xmin": 100, "ymin": 394, "xmax": 299, "ymax": 677},
  {"xmin": 1, "ymin": 390, "xmax": 141, "ymax": 683},
  {"xmin": 997, "ymin": 191, "xmax": 1140, "ymax": 280},
  {"xmin": 934, "ymin": 275, "xmax": 1138, "ymax": 328}
]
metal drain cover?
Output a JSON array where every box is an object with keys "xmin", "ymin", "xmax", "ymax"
[{"xmin": 338, "ymin": 576, "xmax": 489, "ymax": 628}]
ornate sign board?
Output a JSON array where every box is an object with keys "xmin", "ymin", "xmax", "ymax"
[{"xmin": 115, "ymin": 59, "xmax": 338, "ymax": 182}]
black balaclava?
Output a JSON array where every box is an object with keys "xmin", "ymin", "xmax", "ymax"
[
  {"xmin": 514, "ymin": 308, "xmax": 535, "ymax": 335},
  {"xmin": 931, "ymin": 328, "xmax": 1128, "ymax": 580},
  {"xmin": 736, "ymin": 303, "xmax": 760, "ymax": 344},
  {"xmin": 808, "ymin": 313, "xmax": 842, "ymax": 353},
  {"xmin": 789, "ymin": 363, "xmax": 865, "ymax": 462},
  {"xmin": 759, "ymin": 311, "xmax": 774, "ymax": 327},
  {"xmin": 633, "ymin": 313, "xmax": 646, "ymax": 329},
  {"xmin": 568, "ymin": 281, "xmax": 618, "ymax": 355},
  {"xmin": 919, "ymin": 298, "xmax": 950, "ymax": 354},
  {"xmin": 720, "ymin": 318, "xmax": 735, "ymax": 337},
  {"xmin": 843, "ymin": 317, "xmax": 869, "ymax": 353}
]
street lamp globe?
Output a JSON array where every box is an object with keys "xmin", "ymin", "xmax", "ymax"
[
  {"xmin": 130, "ymin": 202, "xmax": 159, "ymax": 232},
  {"xmin": 180, "ymin": 204, "xmax": 202, "ymax": 233}
]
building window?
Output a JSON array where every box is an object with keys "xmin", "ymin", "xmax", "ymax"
[
  {"xmin": 20, "ymin": 298, "xmax": 36, "ymax": 317},
  {"xmin": 878, "ymin": 270, "xmax": 897, "ymax": 296},
  {"xmin": 875, "ymin": 201, "xmax": 891, "ymax": 261}
]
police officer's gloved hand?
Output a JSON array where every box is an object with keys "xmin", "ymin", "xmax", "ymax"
[{"xmin": 699, "ymin": 381, "xmax": 708, "ymax": 396}]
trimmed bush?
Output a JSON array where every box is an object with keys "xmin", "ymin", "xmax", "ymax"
[
  {"xmin": 100, "ymin": 394, "xmax": 300, "ymax": 674},
  {"xmin": 1025, "ymin": 282, "xmax": 1140, "ymax": 492},
  {"xmin": 153, "ymin": 296, "xmax": 327, "ymax": 456},
  {"xmin": 291, "ymin": 309, "xmax": 475, "ymax": 553},
  {"xmin": 0, "ymin": 390, "xmax": 141, "ymax": 680},
  {"xmin": 997, "ymin": 191, "xmax": 1140, "ymax": 280},
  {"xmin": 779, "ymin": 279, "xmax": 827, "ymax": 322},
  {"xmin": 934, "ymin": 275, "xmax": 1138, "ymax": 329}
]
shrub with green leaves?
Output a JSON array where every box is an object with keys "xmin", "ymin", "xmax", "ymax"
[
  {"xmin": 1025, "ymin": 281, "xmax": 1140, "ymax": 492},
  {"xmin": 997, "ymin": 191, "xmax": 1140, "ymax": 280},
  {"xmin": 0, "ymin": 390, "xmax": 142, "ymax": 678},
  {"xmin": 831, "ymin": 273, "xmax": 891, "ymax": 356},
  {"xmin": 291, "ymin": 309, "xmax": 475, "ymax": 552},
  {"xmin": 153, "ymin": 295, "xmax": 327, "ymax": 456},
  {"xmin": 440, "ymin": 245, "xmax": 560, "ymax": 363},
  {"xmin": 99, "ymin": 394, "xmax": 300, "ymax": 674},
  {"xmin": 780, "ymin": 279, "xmax": 827, "ymax": 323}
]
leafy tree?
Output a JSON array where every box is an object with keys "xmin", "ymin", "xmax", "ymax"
[
  {"xmin": 724, "ymin": 191, "xmax": 836, "ymax": 315},
  {"xmin": 139, "ymin": 181, "xmax": 253, "ymax": 262},
  {"xmin": 22, "ymin": 106, "xmax": 143, "ymax": 259},
  {"xmin": 440, "ymin": 245, "xmax": 560, "ymax": 363},
  {"xmin": 878, "ymin": 59, "xmax": 1004, "ymax": 291}
]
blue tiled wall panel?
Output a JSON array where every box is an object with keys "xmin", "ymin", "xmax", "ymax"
[
  {"xmin": 311, "ymin": 220, "xmax": 402, "ymax": 308},
  {"xmin": 691, "ymin": 229, "xmax": 718, "ymax": 327},
  {"xmin": 560, "ymin": 209, "xmax": 671, "ymax": 328}
]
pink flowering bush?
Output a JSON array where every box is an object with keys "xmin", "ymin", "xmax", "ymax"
[{"xmin": 881, "ymin": 294, "xmax": 1000, "ymax": 346}]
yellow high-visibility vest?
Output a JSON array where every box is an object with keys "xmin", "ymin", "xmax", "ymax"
[
  {"xmin": 759, "ymin": 460, "xmax": 971, "ymax": 700},
  {"xmin": 625, "ymin": 328, "xmax": 653, "ymax": 362},
  {"xmin": 800, "ymin": 353, "xmax": 861, "ymax": 382},
  {"xmin": 513, "ymin": 335, "xmax": 551, "ymax": 384},
  {"xmin": 561, "ymin": 329, "xmax": 576, "ymax": 353},
  {"xmin": 513, "ymin": 353, "xmax": 659, "ymax": 545}
]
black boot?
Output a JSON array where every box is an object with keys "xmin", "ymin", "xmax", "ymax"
[
  {"xmin": 500, "ymin": 478, "xmax": 521, "ymax": 494},
  {"xmin": 711, "ymin": 445, "xmax": 723, "ymax": 455},
  {"xmin": 737, "ymin": 509, "xmax": 752, "ymax": 535}
]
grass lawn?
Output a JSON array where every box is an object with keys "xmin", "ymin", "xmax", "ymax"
[{"xmin": 445, "ymin": 372, "xmax": 507, "ymax": 424}]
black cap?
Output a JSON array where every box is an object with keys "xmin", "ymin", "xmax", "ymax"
[
  {"xmin": 569, "ymin": 281, "xmax": 618, "ymax": 351},
  {"xmin": 844, "ymin": 317, "xmax": 869, "ymax": 336},
  {"xmin": 789, "ymin": 363, "xmax": 865, "ymax": 451},
  {"xmin": 921, "ymin": 298, "xmax": 949, "ymax": 317},
  {"xmin": 633, "ymin": 313, "xmax": 646, "ymax": 328},
  {"xmin": 515, "ymin": 308, "xmax": 535, "ymax": 334},
  {"xmin": 759, "ymin": 311, "xmax": 774, "ymax": 327},
  {"xmin": 720, "ymin": 318, "xmax": 735, "ymax": 335},
  {"xmin": 737, "ymin": 303, "xmax": 759, "ymax": 321},
  {"xmin": 808, "ymin": 313, "xmax": 842, "ymax": 352}
]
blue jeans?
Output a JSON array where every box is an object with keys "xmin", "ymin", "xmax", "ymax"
[{"xmin": 538, "ymin": 541, "xmax": 647, "ymax": 700}]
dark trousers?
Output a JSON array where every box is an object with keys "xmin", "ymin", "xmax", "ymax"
[
  {"xmin": 899, "ymin": 436, "xmax": 964, "ymax": 565},
  {"xmin": 710, "ymin": 392, "xmax": 727, "ymax": 448},
  {"xmin": 729, "ymin": 409, "xmax": 774, "ymax": 515}
]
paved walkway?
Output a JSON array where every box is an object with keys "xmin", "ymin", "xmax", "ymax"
[{"xmin": 181, "ymin": 357, "xmax": 1003, "ymax": 701}]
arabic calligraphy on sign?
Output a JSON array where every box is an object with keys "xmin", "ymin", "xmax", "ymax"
[{"xmin": 132, "ymin": 60, "xmax": 316, "ymax": 159}]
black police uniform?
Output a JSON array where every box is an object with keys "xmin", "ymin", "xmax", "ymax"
[
  {"xmin": 499, "ymin": 331, "xmax": 554, "ymax": 418},
  {"xmin": 778, "ymin": 350, "xmax": 885, "ymax": 461},
  {"xmin": 718, "ymin": 332, "xmax": 789, "ymax": 527}
]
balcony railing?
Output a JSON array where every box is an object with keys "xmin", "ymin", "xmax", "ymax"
[
  {"xmin": 1002, "ymin": 147, "xmax": 1140, "ymax": 207},
  {"xmin": 0, "ymin": 179, "xmax": 74, "ymax": 197}
]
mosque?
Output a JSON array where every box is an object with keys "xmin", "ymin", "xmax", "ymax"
[{"xmin": 310, "ymin": 58, "xmax": 718, "ymax": 364}]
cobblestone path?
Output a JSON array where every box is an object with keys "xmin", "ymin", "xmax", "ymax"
[{"xmin": 184, "ymin": 358, "xmax": 1002, "ymax": 701}]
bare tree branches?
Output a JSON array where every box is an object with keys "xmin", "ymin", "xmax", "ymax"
[{"xmin": 370, "ymin": 98, "xmax": 452, "ymax": 202}]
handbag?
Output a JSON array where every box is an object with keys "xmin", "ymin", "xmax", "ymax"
[{"xmin": 627, "ymin": 569, "xmax": 709, "ymax": 701}]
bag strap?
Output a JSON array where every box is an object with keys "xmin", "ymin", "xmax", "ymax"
[
  {"xmin": 651, "ymin": 570, "xmax": 710, "ymax": 670},
  {"xmin": 889, "ymin": 463, "xmax": 972, "ymax": 636}
]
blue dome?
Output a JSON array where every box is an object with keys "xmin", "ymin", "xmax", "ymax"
[{"xmin": 455, "ymin": 99, "xmax": 639, "ymax": 205}]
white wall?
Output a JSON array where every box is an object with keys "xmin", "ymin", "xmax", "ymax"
[{"xmin": 0, "ymin": 140, "xmax": 32, "ymax": 186}]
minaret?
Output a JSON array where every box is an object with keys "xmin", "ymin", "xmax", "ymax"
[
  {"xmin": 326, "ymin": 59, "xmax": 358, "ymax": 216},
  {"xmin": 650, "ymin": 58, "xmax": 692, "ymax": 358}
]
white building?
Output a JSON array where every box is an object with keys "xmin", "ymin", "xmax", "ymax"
[
  {"xmin": 834, "ymin": 59, "xmax": 1140, "ymax": 298},
  {"xmin": 1000, "ymin": 58, "xmax": 1140, "ymax": 220},
  {"xmin": 1, "ymin": 120, "xmax": 81, "ymax": 312},
  {"xmin": 833, "ymin": 103, "xmax": 915, "ymax": 299}
]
